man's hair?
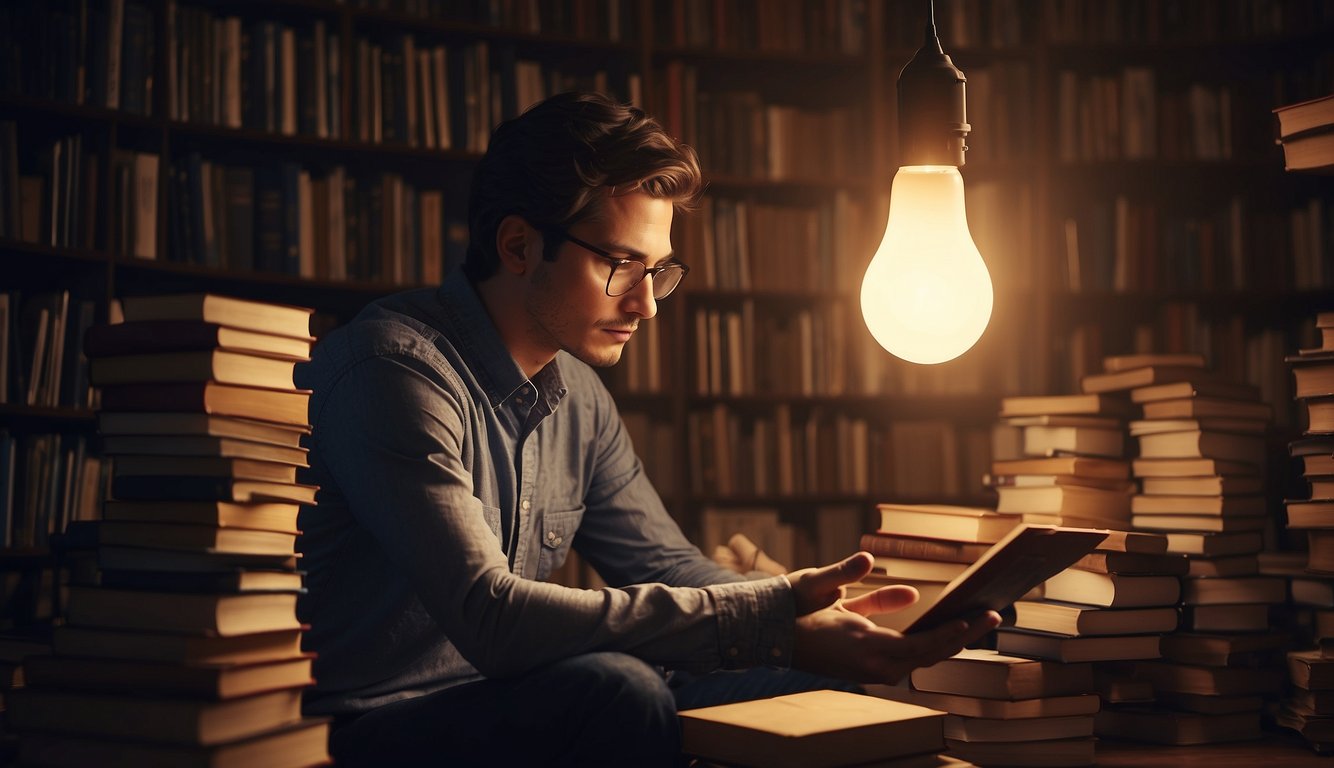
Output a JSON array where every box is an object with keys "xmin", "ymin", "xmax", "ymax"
[{"xmin": 463, "ymin": 91, "xmax": 703, "ymax": 281}]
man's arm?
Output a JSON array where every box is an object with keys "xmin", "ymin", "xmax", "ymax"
[{"xmin": 314, "ymin": 353, "xmax": 791, "ymax": 679}]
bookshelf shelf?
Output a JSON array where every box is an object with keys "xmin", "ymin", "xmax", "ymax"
[
  {"xmin": 165, "ymin": 120, "xmax": 485, "ymax": 164},
  {"xmin": 1, "ymin": 240, "xmax": 108, "ymax": 268},
  {"xmin": 651, "ymin": 46, "xmax": 866, "ymax": 70},
  {"xmin": 0, "ymin": 404, "xmax": 97, "ymax": 430}
]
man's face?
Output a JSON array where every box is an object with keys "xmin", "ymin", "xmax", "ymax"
[{"xmin": 524, "ymin": 191, "xmax": 675, "ymax": 368}]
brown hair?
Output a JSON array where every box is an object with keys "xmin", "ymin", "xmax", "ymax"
[{"xmin": 463, "ymin": 92, "xmax": 703, "ymax": 281}]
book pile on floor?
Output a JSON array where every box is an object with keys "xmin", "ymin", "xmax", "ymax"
[
  {"xmin": 873, "ymin": 649, "xmax": 1099, "ymax": 767},
  {"xmin": 1273, "ymin": 92, "xmax": 1334, "ymax": 173},
  {"xmin": 680, "ymin": 689, "xmax": 977, "ymax": 768},
  {"xmin": 1276, "ymin": 311, "xmax": 1334, "ymax": 751},
  {"xmin": 1095, "ymin": 353, "xmax": 1283, "ymax": 745},
  {"xmin": 855, "ymin": 503, "xmax": 1020, "ymax": 631},
  {"xmin": 6, "ymin": 294, "xmax": 330, "ymax": 767}
]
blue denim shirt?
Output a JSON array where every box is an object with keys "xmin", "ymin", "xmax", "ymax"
[{"xmin": 295, "ymin": 270, "xmax": 795, "ymax": 714}]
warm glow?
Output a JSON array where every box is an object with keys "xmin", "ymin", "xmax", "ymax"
[{"xmin": 860, "ymin": 166, "xmax": 993, "ymax": 365}]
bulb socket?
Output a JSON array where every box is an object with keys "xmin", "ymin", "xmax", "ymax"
[{"xmin": 897, "ymin": 40, "xmax": 970, "ymax": 167}]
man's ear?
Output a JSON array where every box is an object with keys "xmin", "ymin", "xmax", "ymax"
[{"xmin": 495, "ymin": 215, "xmax": 537, "ymax": 276}]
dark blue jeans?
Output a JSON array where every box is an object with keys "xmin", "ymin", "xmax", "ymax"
[{"xmin": 327, "ymin": 652, "xmax": 861, "ymax": 767}]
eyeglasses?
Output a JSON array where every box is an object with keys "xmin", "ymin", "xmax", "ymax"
[{"xmin": 555, "ymin": 230, "xmax": 689, "ymax": 300}]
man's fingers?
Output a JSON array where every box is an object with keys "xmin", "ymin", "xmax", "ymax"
[
  {"xmin": 727, "ymin": 533, "xmax": 760, "ymax": 563},
  {"xmin": 903, "ymin": 611, "xmax": 1003, "ymax": 664},
  {"xmin": 841, "ymin": 585, "xmax": 919, "ymax": 617},
  {"xmin": 790, "ymin": 552, "xmax": 876, "ymax": 615}
]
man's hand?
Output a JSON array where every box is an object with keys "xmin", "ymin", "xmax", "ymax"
[
  {"xmin": 711, "ymin": 533, "xmax": 788, "ymax": 576},
  {"xmin": 786, "ymin": 550, "xmax": 1001, "ymax": 684}
]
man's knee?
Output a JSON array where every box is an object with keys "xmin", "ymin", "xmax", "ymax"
[{"xmin": 555, "ymin": 652, "xmax": 676, "ymax": 719}]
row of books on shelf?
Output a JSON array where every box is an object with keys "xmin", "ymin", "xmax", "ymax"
[
  {"xmin": 650, "ymin": 0, "xmax": 867, "ymax": 55},
  {"xmin": 1056, "ymin": 70, "xmax": 1241, "ymax": 163},
  {"xmin": 350, "ymin": 0, "xmax": 641, "ymax": 43},
  {"xmin": 0, "ymin": 432, "xmax": 104, "ymax": 550},
  {"xmin": 892, "ymin": 0, "xmax": 1032, "ymax": 50},
  {"xmin": 1059, "ymin": 193, "xmax": 1334, "ymax": 294},
  {"xmin": 676, "ymin": 192, "xmax": 872, "ymax": 294},
  {"xmin": 1043, "ymin": 0, "xmax": 1332, "ymax": 44},
  {"xmin": 685, "ymin": 404, "xmax": 990, "ymax": 499},
  {"xmin": 659, "ymin": 62, "xmax": 866, "ymax": 181},
  {"xmin": 0, "ymin": 0, "xmax": 155, "ymax": 114},
  {"xmin": 0, "ymin": 291, "xmax": 98, "ymax": 409},
  {"xmin": 0, "ymin": 125, "xmax": 99, "ymax": 249}
]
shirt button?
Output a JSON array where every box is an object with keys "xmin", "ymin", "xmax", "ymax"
[
  {"xmin": 521, "ymin": 499, "xmax": 531, "ymax": 511},
  {"xmin": 550, "ymin": 536, "xmax": 562, "ymax": 546}
]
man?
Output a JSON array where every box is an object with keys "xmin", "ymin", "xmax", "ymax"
[{"xmin": 295, "ymin": 92, "xmax": 998, "ymax": 767}]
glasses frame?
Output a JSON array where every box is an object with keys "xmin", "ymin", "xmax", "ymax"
[{"xmin": 553, "ymin": 230, "xmax": 689, "ymax": 300}]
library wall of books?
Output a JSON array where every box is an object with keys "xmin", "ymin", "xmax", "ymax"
[{"xmin": 1, "ymin": 0, "xmax": 1333, "ymax": 765}]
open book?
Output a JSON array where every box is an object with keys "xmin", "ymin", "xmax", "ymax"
[{"xmin": 903, "ymin": 524, "xmax": 1109, "ymax": 633}]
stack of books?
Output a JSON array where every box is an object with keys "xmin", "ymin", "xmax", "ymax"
[
  {"xmin": 1093, "ymin": 355, "xmax": 1282, "ymax": 745},
  {"xmin": 1276, "ymin": 312, "xmax": 1334, "ymax": 750},
  {"xmin": 857, "ymin": 503, "xmax": 1019, "ymax": 631},
  {"xmin": 878, "ymin": 649, "xmax": 1099, "ymax": 767},
  {"xmin": 680, "ymin": 689, "xmax": 972, "ymax": 768},
  {"xmin": 6, "ymin": 294, "xmax": 330, "ymax": 767},
  {"xmin": 1274, "ymin": 92, "xmax": 1334, "ymax": 173}
]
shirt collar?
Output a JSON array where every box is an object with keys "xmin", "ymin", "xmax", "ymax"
[{"xmin": 437, "ymin": 270, "xmax": 567, "ymax": 412}]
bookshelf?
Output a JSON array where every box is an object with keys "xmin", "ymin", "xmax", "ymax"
[{"xmin": 1, "ymin": 0, "xmax": 1332, "ymax": 594}]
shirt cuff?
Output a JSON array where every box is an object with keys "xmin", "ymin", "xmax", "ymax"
[{"xmin": 705, "ymin": 575, "xmax": 795, "ymax": 670}]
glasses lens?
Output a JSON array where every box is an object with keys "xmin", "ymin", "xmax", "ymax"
[
  {"xmin": 651, "ymin": 265, "xmax": 685, "ymax": 299},
  {"xmin": 607, "ymin": 260, "xmax": 646, "ymax": 297}
]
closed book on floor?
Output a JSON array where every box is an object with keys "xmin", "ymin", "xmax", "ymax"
[
  {"xmin": 97, "ymin": 412, "xmax": 309, "ymax": 446},
  {"xmin": 942, "ymin": 714, "xmax": 1094, "ymax": 743},
  {"xmin": 120, "ymin": 293, "xmax": 313, "ymax": 340},
  {"xmin": 101, "ymin": 382, "xmax": 311, "ymax": 427},
  {"xmin": 1132, "ymin": 514, "xmax": 1266, "ymax": 533},
  {"xmin": 98, "ymin": 521, "xmax": 297, "ymax": 556},
  {"xmin": 112, "ymin": 455, "xmax": 299, "ymax": 483},
  {"xmin": 1131, "ymin": 494, "xmax": 1266, "ymax": 517},
  {"xmin": 65, "ymin": 587, "xmax": 300, "ymax": 635},
  {"xmin": 995, "ymin": 629, "xmax": 1161, "ymax": 663},
  {"xmin": 17, "ymin": 718, "xmax": 330, "ymax": 768},
  {"xmin": 1180, "ymin": 576, "xmax": 1285, "ymax": 605},
  {"xmin": 1160, "ymin": 632, "xmax": 1287, "ymax": 667},
  {"xmin": 1022, "ymin": 425, "xmax": 1124, "ymax": 458},
  {"xmin": 944, "ymin": 736, "xmax": 1095, "ymax": 767},
  {"xmin": 1012, "ymin": 600, "xmax": 1179, "ymax": 636},
  {"xmin": 1131, "ymin": 661, "xmax": 1283, "ymax": 696},
  {"xmin": 876, "ymin": 504, "xmax": 1017, "ymax": 544},
  {"xmin": 99, "ymin": 568, "xmax": 305, "ymax": 594},
  {"xmin": 996, "ymin": 484, "xmax": 1132, "ymax": 519},
  {"xmin": 1130, "ymin": 379, "xmax": 1260, "ymax": 404},
  {"xmin": 1164, "ymin": 531, "xmax": 1263, "ymax": 556},
  {"xmin": 1186, "ymin": 554, "xmax": 1259, "ymax": 577},
  {"xmin": 1140, "ymin": 398, "xmax": 1272, "ymax": 422},
  {"xmin": 1041, "ymin": 569, "xmax": 1180, "ymax": 608},
  {"xmin": 1287, "ymin": 499, "xmax": 1334, "ymax": 528},
  {"xmin": 103, "ymin": 500, "xmax": 301, "ymax": 533},
  {"xmin": 987, "ymin": 473, "xmax": 1133, "ymax": 492},
  {"xmin": 990, "ymin": 456, "xmax": 1129, "ymax": 480},
  {"xmin": 1289, "ymin": 650, "xmax": 1334, "ymax": 690},
  {"xmin": 5, "ymin": 686, "xmax": 304, "ymax": 745},
  {"xmin": 22, "ymin": 654, "xmax": 314, "ymax": 699},
  {"xmin": 98, "ymin": 545, "xmax": 299, "ymax": 574},
  {"xmin": 1140, "ymin": 475, "xmax": 1264, "ymax": 496},
  {"xmin": 1071, "ymin": 550, "xmax": 1187, "ymax": 575},
  {"xmin": 1082, "ymin": 365, "xmax": 1213, "ymax": 394},
  {"xmin": 84, "ymin": 320, "xmax": 314, "ymax": 360},
  {"xmin": 91, "ymin": 349, "xmax": 298, "ymax": 389},
  {"xmin": 1093, "ymin": 708, "xmax": 1260, "ymax": 745},
  {"xmin": 53, "ymin": 626, "xmax": 306, "ymax": 665},
  {"xmin": 909, "ymin": 648, "xmax": 1093, "ymax": 699},
  {"xmin": 101, "ymin": 435, "xmax": 308, "ymax": 465},
  {"xmin": 111, "ymin": 476, "xmax": 318, "ymax": 505},
  {"xmin": 679, "ymin": 690, "xmax": 945, "ymax": 768},
  {"xmin": 1136, "ymin": 430, "xmax": 1265, "ymax": 465},
  {"xmin": 870, "ymin": 685, "xmax": 1101, "ymax": 719},
  {"xmin": 873, "ymin": 556, "xmax": 968, "ymax": 583},
  {"xmin": 1180, "ymin": 604, "xmax": 1270, "ymax": 632},
  {"xmin": 1133, "ymin": 457, "xmax": 1259, "ymax": 478},
  {"xmin": 1129, "ymin": 418, "xmax": 1267, "ymax": 437},
  {"xmin": 999, "ymin": 393, "xmax": 1133, "ymax": 418},
  {"xmin": 858, "ymin": 533, "xmax": 991, "ymax": 565}
]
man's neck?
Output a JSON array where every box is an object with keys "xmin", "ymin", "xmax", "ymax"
[{"xmin": 473, "ymin": 276, "xmax": 555, "ymax": 380}]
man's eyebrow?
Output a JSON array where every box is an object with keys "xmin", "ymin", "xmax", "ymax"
[{"xmin": 603, "ymin": 242, "xmax": 678, "ymax": 267}]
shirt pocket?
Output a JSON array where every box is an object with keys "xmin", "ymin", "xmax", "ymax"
[
  {"xmin": 536, "ymin": 505, "xmax": 584, "ymax": 581},
  {"xmin": 480, "ymin": 504, "xmax": 503, "ymax": 540}
]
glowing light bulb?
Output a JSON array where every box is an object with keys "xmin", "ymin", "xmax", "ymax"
[{"xmin": 860, "ymin": 165, "xmax": 993, "ymax": 365}]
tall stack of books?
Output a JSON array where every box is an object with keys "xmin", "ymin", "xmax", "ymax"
[
  {"xmin": 855, "ymin": 503, "xmax": 1020, "ymax": 631},
  {"xmin": 1099, "ymin": 354, "xmax": 1283, "ymax": 745},
  {"xmin": 877, "ymin": 649, "xmax": 1100, "ymax": 767},
  {"xmin": 5, "ymin": 294, "xmax": 330, "ymax": 767},
  {"xmin": 1276, "ymin": 311, "xmax": 1334, "ymax": 750}
]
